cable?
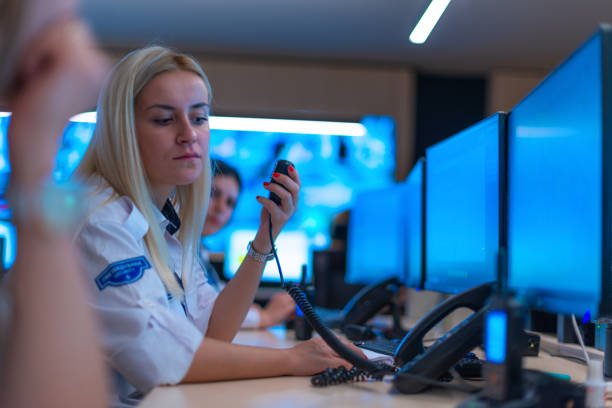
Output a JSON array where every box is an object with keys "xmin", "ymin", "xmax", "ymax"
[
  {"xmin": 267, "ymin": 214, "xmax": 485, "ymax": 391},
  {"xmin": 268, "ymin": 214, "xmax": 284, "ymax": 288},
  {"xmin": 267, "ymin": 213, "xmax": 395, "ymax": 379},
  {"xmin": 571, "ymin": 314, "xmax": 590, "ymax": 365}
]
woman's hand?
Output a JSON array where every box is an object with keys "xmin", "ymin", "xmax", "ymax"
[
  {"xmin": 258, "ymin": 292, "xmax": 296, "ymax": 328},
  {"xmin": 284, "ymin": 336, "xmax": 367, "ymax": 376},
  {"xmin": 252, "ymin": 165, "xmax": 301, "ymax": 252}
]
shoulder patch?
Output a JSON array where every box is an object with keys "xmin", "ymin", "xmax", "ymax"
[{"xmin": 95, "ymin": 256, "xmax": 152, "ymax": 291}]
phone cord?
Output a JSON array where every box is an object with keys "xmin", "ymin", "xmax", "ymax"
[{"xmin": 268, "ymin": 215, "xmax": 396, "ymax": 385}]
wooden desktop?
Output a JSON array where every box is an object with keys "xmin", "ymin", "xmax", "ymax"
[{"xmin": 137, "ymin": 326, "xmax": 597, "ymax": 408}]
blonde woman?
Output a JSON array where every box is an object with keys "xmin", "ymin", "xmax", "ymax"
[
  {"xmin": 0, "ymin": 0, "xmax": 109, "ymax": 407},
  {"xmin": 74, "ymin": 46, "xmax": 360, "ymax": 407}
]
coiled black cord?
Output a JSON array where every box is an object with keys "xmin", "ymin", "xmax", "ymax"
[
  {"xmin": 268, "ymin": 215, "xmax": 396, "ymax": 383},
  {"xmin": 311, "ymin": 366, "xmax": 371, "ymax": 387},
  {"xmin": 267, "ymin": 215, "xmax": 483, "ymax": 391}
]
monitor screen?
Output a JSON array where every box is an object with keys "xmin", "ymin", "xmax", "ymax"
[
  {"xmin": 403, "ymin": 158, "xmax": 424, "ymax": 289},
  {"xmin": 345, "ymin": 184, "xmax": 405, "ymax": 285},
  {"xmin": 425, "ymin": 113, "xmax": 505, "ymax": 294},
  {"xmin": 206, "ymin": 115, "xmax": 396, "ymax": 254},
  {"xmin": 507, "ymin": 26, "xmax": 611, "ymax": 318},
  {"xmin": 225, "ymin": 229, "xmax": 310, "ymax": 283}
]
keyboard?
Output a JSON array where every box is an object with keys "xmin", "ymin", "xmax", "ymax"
[{"xmin": 355, "ymin": 338, "xmax": 401, "ymax": 356}]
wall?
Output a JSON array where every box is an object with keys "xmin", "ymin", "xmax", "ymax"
[{"xmin": 486, "ymin": 69, "xmax": 548, "ymax": 115}]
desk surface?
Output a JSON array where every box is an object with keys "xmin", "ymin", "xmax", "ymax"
[{"xmin": 138, "ymin": 327, "xmax": 592, "ymax": 408}]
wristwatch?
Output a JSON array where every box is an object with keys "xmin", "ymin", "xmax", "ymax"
[
  {"xmin": 7, "ymin": 178, "xmax": 86, "ymax": 232},
  {"xmin": 246, "ymin": 240, "xmax": 275, "ymax": 263}
]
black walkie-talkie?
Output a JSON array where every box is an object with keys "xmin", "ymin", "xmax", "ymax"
[{"xmin": 269, "ymin": 159, "xmax": 294, "ymax": 206}]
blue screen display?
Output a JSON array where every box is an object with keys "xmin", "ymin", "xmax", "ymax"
[
  {"xmin": 345, "ymin": 183, "xmax": 405, "ymax": 285},
  {"xmin": 226, "ymin": 229, "xmax": 310, "ymax": 282},
  {"xmin": 0, "ymin": 111, "xmax": 395, "ymax": 279},
  {"xmin": 425, "ymin": 114, "xmax": 501, "ymax": 294},
  {"xmin": 205, "ymin": 115, "xmax": 396, "ymax": 259},
  {"xmin": 404, "ymin": 159, "xmax": 423, "ymax": 288},
  {"xmin": 508, "ymin": 31, "xmax": 603, "ymax": 317},
  {"xmin": 0, "ymin": 114, "xmax": 11, "ymax": 194}
]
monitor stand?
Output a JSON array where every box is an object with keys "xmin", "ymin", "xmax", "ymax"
[{"xmin": 557, "ymin": 314, "xmax": 595, "ymax": 347}]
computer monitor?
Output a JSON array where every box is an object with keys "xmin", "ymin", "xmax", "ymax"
[
  {"xmin": 424, "ymin": 112, "xmax": 507, "ymax": 294},
  {"xmin": 345, "ymin": 183, "xmax": 406, "ymax": 285},
  {"xmin": 403, "ymin": 158, "xmax": 425, "ymax": 289},
  {"xmin": 225, "ymin": 229, "xmax": 310, "ymax": 283},
  {"xmin": 507, "ymin": 25, "xmax": 612, "ymax": 319}
]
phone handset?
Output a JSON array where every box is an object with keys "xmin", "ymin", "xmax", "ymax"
[
  {"xmin": 394, "ymin": 282, "xmax": 495, "ymax": 366},
  {"xmin": 392, "ymin": 282, "xmax": 495, "ymax": 394},
  {"xmin": 341, "ymin": 277, "xmax": 400, "ymax": 328}
]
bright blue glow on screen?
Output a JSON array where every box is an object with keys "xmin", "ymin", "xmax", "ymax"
[
  {"xmin": 53, "ymin": 121, "xmax": 95, "ymax": 182},
  {"xmin": 204, "ymin": 115, "xmax": 396, "ymax": 265},
  {"xmin": 404, "ymin": 159, "xmax": 423, "ymax": 288},
  {"xmin": 508, "ymin": 32, "xmax": 603, "ymax": 317},
  {"xmin": 485, "ymin": 310, "xmax": 507, "ymax": 363},
  {"xmin": 226, "ymin": 229, "xmax": 310, "ymax": 282},
  {"xmin": 345, "ymin": 184, "xmax": 405, "ymax": 285},
  {"xmin": 0, "ymin": 113, "xmax": 395, "ymax": 278},
  {"xmin": 425, "ymin": 114, "xmax": 500, "ymax": 294},
  {"xmin": 0, "ymin": 115, "xmax": 11, "ymax": 193}
]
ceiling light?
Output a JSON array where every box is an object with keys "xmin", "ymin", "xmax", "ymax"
[
  {"xmin": 34, "ymin": 112, "xmax": 367, "ymax": 137},
  {"xmin": 209, "ymin": 116, "xmax": 366, "ymax": 136},
  {"xmin": 409, "ymin": 0, "xmax": 452, "ymax": 44}
]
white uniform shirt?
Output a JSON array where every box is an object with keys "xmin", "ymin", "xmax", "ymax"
[{"xmin": 75, "ymin": 177, "xmax": 218, "ymax": 408}]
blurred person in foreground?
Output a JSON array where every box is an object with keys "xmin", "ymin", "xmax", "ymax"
[{"xmin": 0, "ymin": 0, "xmax": 109, "ymax": 407}]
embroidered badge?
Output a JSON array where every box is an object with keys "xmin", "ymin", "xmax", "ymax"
[{"xmin": 95, "ymin": 256, "xmax": 152, "ymax": 291}]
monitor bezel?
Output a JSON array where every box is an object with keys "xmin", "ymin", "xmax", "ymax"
[
  {"xmin": 423, "ymin": 111, "xmax": 507, "ymax": 294},
  {"xmin": 506, "ymin": 25, "xmax": 612, "ymax": 319},
  {"xmin": 600, "ymin": 25, "xmax": 612, "ymax": 317}
]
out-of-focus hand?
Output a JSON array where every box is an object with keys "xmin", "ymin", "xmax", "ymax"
[
  {"xmin": 284, "ymin": 336, "xmax": 367, "ymax": 376},
  {"xmin": 252, "ymin": 165, "xmax": 300, "ymax": 252},
  {"xmin": 8, "ymin": 17, "xmax": 109, "ymax": 190},
  {"xmin": 258, "ymin": 292, "xmax": 296, "ymax": 328}
]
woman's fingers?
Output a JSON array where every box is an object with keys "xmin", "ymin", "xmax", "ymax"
[{"xmin": 262, "ymin": 167, "xmax": 300, "ymax": 213}]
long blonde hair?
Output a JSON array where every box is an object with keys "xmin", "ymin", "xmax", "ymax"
[{"xmin": 76, "ymin": 46, "xmax": 212, "ymax": 300}]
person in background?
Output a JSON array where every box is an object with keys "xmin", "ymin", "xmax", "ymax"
[
  {"xmin": 200, "ymin": 158, "xmax": 296, "ymax": 328},
  {"xmin": 73, "ymin": 45, "xmax": 362, "ymax": 407},
  {"xmin": 0, "ymin": 0, "xmax": 109, "ymax": 407}
]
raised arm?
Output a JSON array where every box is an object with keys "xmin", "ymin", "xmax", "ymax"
[{"xmin": 206, "ymin": 166, "xmax": 301, "ymax": 340}]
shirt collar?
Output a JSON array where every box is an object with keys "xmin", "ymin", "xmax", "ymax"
[{"xmin": 161, "ymin": 199, "xmax": 181, "ymax": 235}]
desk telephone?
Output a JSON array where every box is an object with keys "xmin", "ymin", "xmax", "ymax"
[
  {"xmin": 327, "ymin": 277, "xmax": 402, "ymax": 336},
  {"xmin": 267, "ymin": 160, "xmax": 493, "ymax": 393}
]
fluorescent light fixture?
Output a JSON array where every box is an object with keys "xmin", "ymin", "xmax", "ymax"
[
  {"xmin": 70, "ymin": 111, "xmax": 97, "ymax": 123},
  {"xmin": 209, "ymin": 116, "xmax": 366, "ymax": 137},
  {"xmin": 409, "ymin": 0, "xmax": 452, "ymax": 44},
  {"xmin": 65, "ymin": 112, "xmax": 366, "ymax": 137}
]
